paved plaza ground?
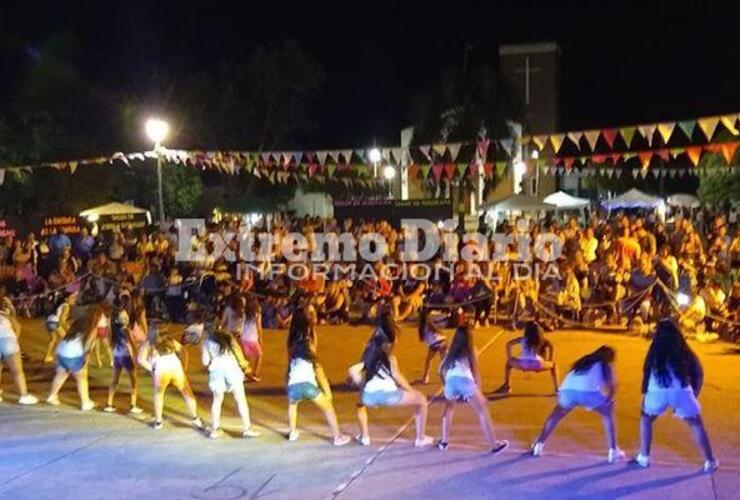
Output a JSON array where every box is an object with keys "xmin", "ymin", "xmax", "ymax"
[{"xmin": 1, "ymin": 320, "xmax": 738, "ymax": 499}]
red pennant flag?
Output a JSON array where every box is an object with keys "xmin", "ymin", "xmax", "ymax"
[
  {"xmin": 656, "ymin": 149, "xmax": 670, "ymax": 161},
  {"xmin": 685, "ymin": 146, "xmax": 702, "ymax": 166},
  {"xmin": 721, "ymin": 143, "xmax": 739, "ymax": 164},
  {"xmin": 591, "ymin": 154, "xmax": 607, "ymax": 164},
  {"xmin": 638, "ymin": 152, "xmax": 653, "ymax": 168},
  {"xmin": 469, "ymin": 162, "xmax": 478, "ymax": 176},
  {"xmin": 601, "ymin": 129, "xmax": 618, "ymax": 149},
  {"xmin": 432, "ymin": 164, "xmax": 444, "ymax": 181},
  {"xmin": 483, "ymin": 162, "xmax": 494, "ymax": 177},
  {"xmin": 444, "ymin": 163, "xmax": 456, "ymax": 179},
  {"xmin": 563, "ymin": 157, "xmax": 575, "ymax": 170},
  {"xmin": 608, "ymin": 153, "xmax": 622, "ymax": 164}
]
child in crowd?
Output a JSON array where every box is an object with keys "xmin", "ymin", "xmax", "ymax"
[
  {"xmin": 438, "ymin": 312, "xmax": 508, "ymax": 454},
  {"xmin": 531, "ymin": 345, "xmax": 626, "ymax": 463}
]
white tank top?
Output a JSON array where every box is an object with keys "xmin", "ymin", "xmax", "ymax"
[
  {"xmin": 560, "ymin": 363, "xmax": 605, "ymax": 392},
  {"xmin": 153, "ymin": 352, "xmax": 183, "ymax": 373},
  {"xmin": 363, "ymin": 365, "xmax": 398, "ymax": 393},
  {"xmin": 287, "ymin": 358, "xmax": 318, "ymax": 386},
  {"xmin": 0, "ymin": 315, "xmax": 17, "ymax": 339},
  {"xmin": 241, "ymin": 318, "xmax": 259, "ymax": 343},
  {"xmin": 445, "ymin": 357, "xmax": 475, "ymax": 381},
  {"xmin": 57, "ymin": 336, "xmax": 84, "ymax": 358}
]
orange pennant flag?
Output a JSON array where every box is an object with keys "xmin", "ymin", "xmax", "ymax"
[
  {"xmin": 685, "ymin": 146, "xmax": 701, "ymax": 166},
  {"xmin": 583, "ymin": 130, "xmax": 600, "ymax": 150},
  {"xmin": 638, "ymin": 152, "xmax": 653, "ymax": 169},
  {"xmin": 549, "ymin": 134, "xmax": 565, "ymax": 153},
  {"xmin": 720, "ymin": 115, "xmax": 739, "ymax": 135},
  {"xmin": 697, "ymin": 117, "xmax": 719, "ymax": 140},
  {"xmin": 721, "ymin": 143, "xmax": 739, "ymax": 164},
  {"xmin": 657, "ymin": 122, "xmax": 676, "ymax": 143}
]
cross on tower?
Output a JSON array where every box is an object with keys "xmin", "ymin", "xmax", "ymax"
[{"xmin": 513, "ymin": 56, "xmax": 541, "ymax": 105}]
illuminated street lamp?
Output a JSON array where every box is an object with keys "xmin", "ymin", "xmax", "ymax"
[
  {"xmin": 383, "ymin": 165, "xmax": 396, "ymax": 198},
  {"xmin": 368, "ymin": 147, "xmax": 381, "ymax": 177},
  {"xmin": 145, "ymin": 118, "xmax": 170, "ymax": 228}
]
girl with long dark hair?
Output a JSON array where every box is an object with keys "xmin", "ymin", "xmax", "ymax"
[
  {"xmin": 47, "ymin": 315, "xmax": 97, "ymax": 410},
  {"xmin": 201, "ymin": 325, "xmax": 260, "ymax": 439},
  {"xmin": 633, "ymin": 319, "xmax": 718, "ymax": 472},
  {"xmin": 496, "ymin": 321, "xmax": 559, "ymax": 394},
  {"xmin": 417, "ymin": 308, "xmax": 447, "ymax": 385},
  {"xmin": 355, "ymin": 312, "xmax": 433, "ymax": 448},
  {"xmin": 104, "ymin": 294, "xmax": 142, "ymax": 414},
  {"xmin": 437, "ymin": 313, "xmax": 508, "ymax": 454},
  {"xmin": 531, "ymin": 345, "xmax": 626, "ymax": 463}
]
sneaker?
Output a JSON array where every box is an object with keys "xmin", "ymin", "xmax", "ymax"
[
  {"xmin": 607, "ymin": 448, "xmax": 627, "ymax": 464},
  {"xmin": 703, "ymin": 459, "xmax": 719, "ymax": 473},
  {"xmin": 18, "ymin": 394, "xmax": 39, "ymax": 405},
  {"xmin": 243, "ymin": 427, "xmax": 261, "ymax": 438},
  {"xmin": 46, "ymin": 396, "xmax": 61, "ymax": 406},
  {"xmin": 333, "ymin": 435, "xmax": 351, "ymax": 447},
  {"xmin": 209, "ymin": 428, "xmax": 223, "ymax": 440},
  {"xmin": 80, "ymin": 401, "xmax": 96, "ymax": 411},
  {"xmin": 355, "ymin": 434, "xmax": 371, "ymax": 446},
  {"xmin": 191, "ymin": 417, "xmax": 203, "ymax": 429},
  {"xmin": 103, "ymin": 406, "xmax": 117, "ymax": 413},
  {"xmin": 153, "ymin": 420, "xmax": 164, "ymax": 431},
  {"xmin": 437, "ymin": 440, "xmax": 449, "ymax": 451},
  {"xmin": 631, "ymin": 453, "xmax": 650, "ymax": 468},
  {"xmin": 531, "ymin": 441, "xmax": 544, "ymax": 457},
  {"xmin": 288, "ymin": 430, "xmax": 300, "ymax": 442},
  {"xmin": 491, "ymin": 440, "xmax": 510, "ymax": 455},
  {"xmin": 128, "ymin": 407, "xmax": 143, "ymax": 415},
  {"xmin": 414, "ymin": 435, "xmax": 434, "ymax": 448}
]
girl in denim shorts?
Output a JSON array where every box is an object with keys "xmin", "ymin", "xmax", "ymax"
[
  {"xmin": 438, "ymin": 313, "xmax": 508, "ymax": 454},
  {"xmin": 47, "ymin": 316, "xmax": 96, "ymax": 410},
  {"xmin": 531, "ymin": 345, "xmax": 626, "ymax": 463}
]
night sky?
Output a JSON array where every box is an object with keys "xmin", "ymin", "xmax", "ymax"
[{"xmin": 1, "ymin": 0, "xmax": 739, "ymax": 149}]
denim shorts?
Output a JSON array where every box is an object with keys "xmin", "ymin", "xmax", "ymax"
[
  {"xmin": 643, "ymin": 389, "xmax": 701, "ymax": 419},
  {"xmin": 287, "ymin": 382, "xmax": 320, "ymax": 402},
  {"xmin": 361, "ymin": 389, "xmax": 404, "ymax": 407},
  {"xmin": 57, "ymin": 355, "xmax": 86, "ymax": 374},
  {"xmin": 0, "ymin": 337, "xmax": 20, "ymax": 359},
  {"xmin": 444, "ymin": 377, "xmax": 477, "ymax": 402},
  {"xmin": 558, "ymin": 390, "xmax": 607, "ymax": 411}
]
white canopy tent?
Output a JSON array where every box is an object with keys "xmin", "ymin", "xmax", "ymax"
[
  {"xmin": 543, "ymin": 191, "xmax": 590, "ymax": 208},
  {"xmin": 80, "ymin": 202, "xmax": 152, "ymax": 233},
  {"xmin": 80, "ymin": 202, "xmax": 151, "ymax": 220},
  {"xmin": 601, "ymin": 188, "xmax": 666, "ymax": 221},
  {"xmin": 667, "ymin": 193, "xmax": 701, "ymax": 209},
  {"xmin": 481, "ymin": 195, "xmax": 556, "ymax": 229}
]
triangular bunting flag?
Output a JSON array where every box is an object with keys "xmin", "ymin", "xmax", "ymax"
[
  {"xmin": 609, "ymin": 153, "xmax": 622, "ymax": 164},
  {"xmin": 532, "ymin": 135, "xmax": 547, "ymax": 151},
  {"xmin": 326, "ymin": 165, "xmax": 337, "ymax": 177},
  {"xmin": 69, "ymin": 161, "xmax": 78, "ymax": 174},
  {"xmin": 340, "ymin": 150, "xmax": 353, "ymax": 164},
  {"xmin": 432, "ymin": 144, "xmax": 447, "ymax": 157},
  {"xmin": 498, "ymin": 138, "xmax": 514, "ymax": 156},
  {"xmin": 432, "ymin": 164, "xmax": 444, "ymax": 181},
  {"xmin": 678, "ymin": 120, "xmax": 696, "ymax": 139},
  {"xmin": 685, "ymin": 146, "xmax": 702, "ymax": 166},
  {"xmin": 669, "ymin": 148, "xmax": 684, "ymax": 159},
  {"xmin": 721, "ymin": 143, "xmax": 739, "ymax": 164},
  {"xmin": 495, "ymin": 161, "xmax": 506, "ymax": 178},
  {"xmin": 619, "ymin": 126, "xmax": 637, "ymax": 146},
  {"xmin": 483, "ymin": 162, "xmax": 494, "ymax": 177},
  {"xmin": 615, "ymin": 169, "xmax": 624, "ymax": 178},
  {"xmin": 591, "ymin": 154, "xmax": 607, "ymax": 164},
  {"xmin": 721, "ymin": 115, "xmax": 739, "ymax": 135},
  {"xmin": 697, "ymin": 117, "xmax": 719, "ymax": 140},
  {"xmin": 638, "ymin": 124, "xmax": 657, "ymax": 145},
  {"xmin": 601, "ymin": 129, "xmax": 618, "ymax": 149},
  {"xmin": 419, "ymin": 145, "xmax": 432, "ymax": 160},
  {"xmin": 656, "ymin": 149, "xmax": 670, "ymax": 161},
  {"xmin": 583, "ymin": 130, "xmax": 600, "ymax": 150},
  {"xmin": 632, "ymin": 169, "xmax": 640, "ymax": 179},
  {"xmin": 563, "ymin": 157, "xmax": 575, "ymax": 170},
  {"xmin": 407, "ymin": 164, "xmax": 419, "ymax": 178},
  {"xmin": 328, "ymin": 151, "xmax": 340, "ymax": 163},
  {"xmin": 281, "ymin": 152, "xmax": 292, "ymax": 165},
  {"xmin": 640, "ymin": 169, "xmax": 649, "ymax": 179},
  {"xmin": 260, "ymin": 152, "xmax": 272, "ymax": 164},
  {"xmin": 657, "ymin": 122, "xmax": 676, "ymax": 144},
  {"xmin": 381, "ymin": 149, "xmax": 391, "ymax": 162},
  {"xmin": 605, "ymin": 168, "xmax": 614, "ymax": 178},
  {"xmin": 639, "ymin": 152, "xmax": 653, "ymax": 168},
  {"xmin": 391, "ymin": 148, "xmax": 405, "ymax": 164},
  {"xmin": 292, "ymin": 151, "xmax": 303, "ymax": 164},
  {"xmin": 669, "ymin": 169, "xmax": 677, "ymax": 178},
  {"xmin": 456, "ymin": 163, "xmax": 467, "ymax": 177},
  {"xmin": 567, "ymin": 132, "xmax": 583, "ymax": 148},
  {"xmin": 316, "ymin": 151, "xmax": 328, "ymax": 165},
  {"xmin": 447, "ymin": 143, "xmax": 462, "ymax": 161},
  {"xmin": 549, "ymin": 134, "xmax": 565, "ymax": 154},
  {"xmin": 444, "ymin": 163, "xmax": 456, "ymax": 179},
  {"xmin": 420, "ymin": 164, "xmax": 432, "ymax": 178}
]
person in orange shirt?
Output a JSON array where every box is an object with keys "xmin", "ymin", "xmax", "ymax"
[{"xmin": 615, "ymin": 227, "xmax": 641, "ymax": 270}]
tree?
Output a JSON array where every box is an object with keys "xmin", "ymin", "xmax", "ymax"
[{"xmin": 697, "ymin": 153, "xmax": 740, "ymax": 205}]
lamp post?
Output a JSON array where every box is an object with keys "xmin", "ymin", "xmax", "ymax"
[
  {"xmin": 383, "ymin": 165, "xmax": 396, "ymax": 198},
  {"xmin": 368, "ymin": 147, "xmax": 381, "ymax": 178},
  {"xmin": 145, "ymin": 118, "xmax": 170, "ymax": 229}
]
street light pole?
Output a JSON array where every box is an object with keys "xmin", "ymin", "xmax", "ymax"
[
  {"xmin": 145, "ymin": 117, "xmax": 170, "ymax": 229},
  {"xmin": 156, "ymin": 143, "xmax": 165, "ymax": 229}
]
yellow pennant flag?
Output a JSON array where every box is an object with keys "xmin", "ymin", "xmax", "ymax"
[
  {"xmin": 697, "ymin": 117, "xmax": 719, "ymax": 140},
  {"xmin": 549, "ymin": 134, "xmax": 565, "ymax": 154},
  {"xmin": 567, "ymin": 132, "xmax": 582, "ymax": 148},
  {"xmin": 657, "ymin": 122, "xmax": 676, "ymax": 143},
  {"xmin": 583, "ymin": 130, "xmax": 600, "ymax": 150},
  {"xmin": 532, "ymin": 135, "xmax": 547, "ymax": 150},
  {"xmin": 620, "ymin": 126, "xmax": 637, "ymax": 146},
  {"xmin": 720, "ymin": 114, "xmax": 739, "ymax": 135},
  {"xmin": 69, "ymin": 161, "xmax": 78, "ymax": 174}
]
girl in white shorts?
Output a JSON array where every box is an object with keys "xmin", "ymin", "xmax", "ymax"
[
  {"xmin": 438, "ymin": 314, "xmax": 508, "ymax": 454},
  {"xmin": 0, "ymin": 304, "xmax": 38, "ymax": 405},
  {"xmin": 138, "ymin": 331, "xmax": 202, "ymax": 431},
  {"xmin": 634, "ymin": 318, "xmax": 718, "ymax": 472},
  {"xmin": 418, "ymin": 309, "xmax": 447, "ymax": 385},
  {"xmin": 496, "ymin": 321, "xmax": 559, "ymax": 395},
  {"xmin": 201, "ymin": 326, "xmax": 260, "ymax": 439},
  {"xmin": 531, "ymin": 345, "xmax": 626, "ymax": 463}
]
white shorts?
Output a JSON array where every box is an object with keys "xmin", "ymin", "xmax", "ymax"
[
  {"xmin": 209, "ymin": 368, "xmax": 245, "ymax": 394},
  {"xmin": 643, "ymin": 389, "xmax": 701, "ymax": 419}
]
